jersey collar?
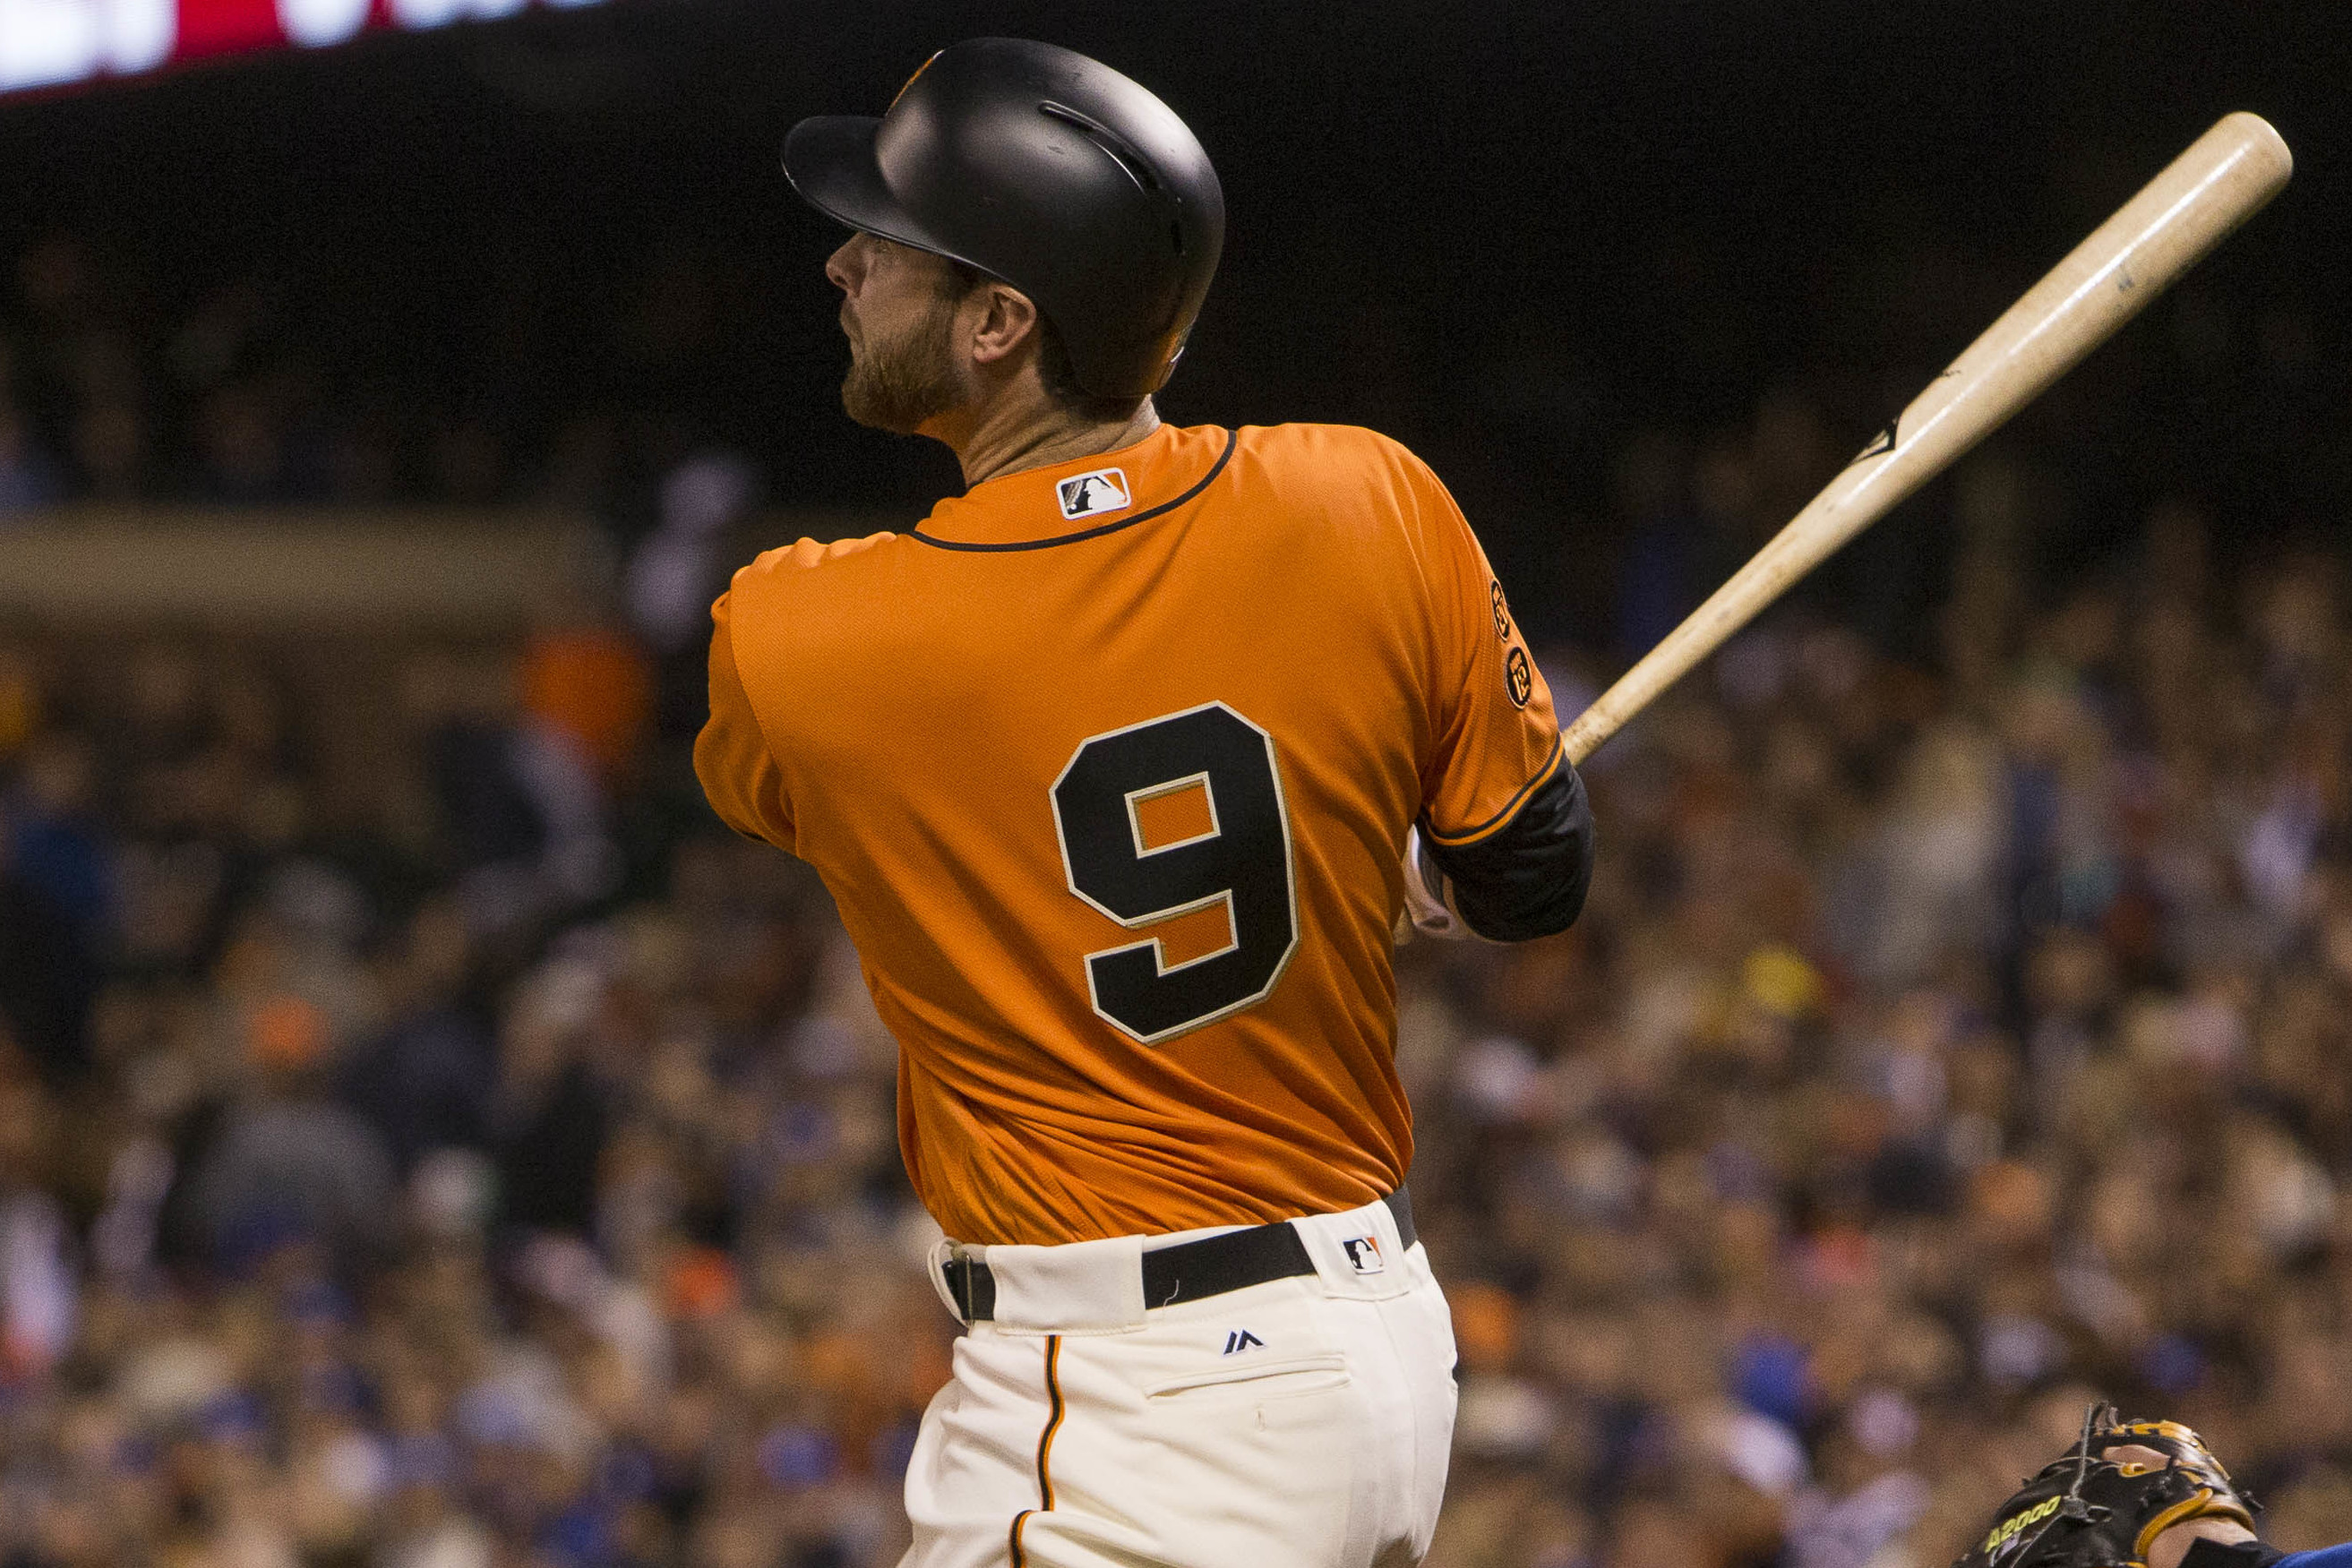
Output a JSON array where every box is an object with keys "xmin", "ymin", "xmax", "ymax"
[{"xmin": 912, "ymin": 424, "xmax": 1233, "ymax": 553}]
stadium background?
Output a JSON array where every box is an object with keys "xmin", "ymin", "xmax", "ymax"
[{"xmin": 2, "ymin": 3, "xmax": 2351, "ymax": 1565}]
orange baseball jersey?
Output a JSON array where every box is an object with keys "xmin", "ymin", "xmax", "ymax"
[{"xmin": 697, "ymin": 421, "xmax": 1567, "ymax": 1246}]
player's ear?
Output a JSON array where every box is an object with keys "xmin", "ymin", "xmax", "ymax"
[{"xmin": 967, "ymin": 284, "xmax": 1041, "ymax": 369}]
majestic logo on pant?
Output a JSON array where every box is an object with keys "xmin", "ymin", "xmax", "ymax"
[
  {"xmin": 1222, "ymin": 1330, "xmax": 1265, "ymax": 1355},
  {"xmin": 1341, "ymin": 1236, "xmax": 1385, "ymax": 1275},
  {"xmin": 1057, "ymin": 467, "xmax": 1132, "ymax": 521}
]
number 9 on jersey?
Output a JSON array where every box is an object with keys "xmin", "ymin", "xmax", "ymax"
[{"xmin": 1051, "ymin": 702, "xmax": 1300, "ymax": 1044}]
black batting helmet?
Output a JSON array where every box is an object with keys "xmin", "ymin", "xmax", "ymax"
[{"xmin": 783, "ymin": 39, "xmax": 1224, "ymax": 401}]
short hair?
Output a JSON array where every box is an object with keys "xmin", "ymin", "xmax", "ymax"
[{"xmin": 946, "ymin": 260, "xmax": 1146, "ymax": 424}]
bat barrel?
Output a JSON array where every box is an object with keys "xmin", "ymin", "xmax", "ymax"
[{"xmin": 1562, "ymin": 113, "xmax": 2292, "ymax": 767}]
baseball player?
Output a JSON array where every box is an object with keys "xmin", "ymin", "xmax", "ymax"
[
  {"xmin": 1955, "ymin": 1406, "xmax": 2352, "ymax": 1568},
  {"xmin": 696, "ymin": 39, "xmax": 1593, "ymax": 1567}
]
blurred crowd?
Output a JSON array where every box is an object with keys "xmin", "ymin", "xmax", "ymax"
[
  {"xmin": 0, "ymin": 605, "xmax": 947, "ymax": 1568},
  {"xmin": 0, "ymin": 229, "xmax": 760, "ymax": 526},
  {"xmin": 5, "ymin": 476, "xmax": 2352, "ymax": 1568},
  {"xmin": 3, "ymin": 231, "xmax": 2352, "ymax": 1564},
  {"xmin": 1415, "ymin": 494, "xmax": 2352, "ymax": 1567}
]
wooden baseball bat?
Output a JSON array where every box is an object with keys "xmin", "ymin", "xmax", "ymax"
[{"xmin": 1559, "ymin": 111, "xmax": 2292, "ymax": 767}]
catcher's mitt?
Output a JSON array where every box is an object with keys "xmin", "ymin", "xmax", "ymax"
[{"xmin": 1954, "ymin": 1403, "xmax": 2261, "ymax": 1568}]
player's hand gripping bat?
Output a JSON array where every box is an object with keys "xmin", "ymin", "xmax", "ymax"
[{"xmin": 1558, "ymin": 112, "xmax": 2293, "ymax": 767}]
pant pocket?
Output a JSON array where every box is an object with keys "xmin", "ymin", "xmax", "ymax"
[{"xmin": 1144, "ymin": 1353, "xmax": 1351, "ymax": 1401}]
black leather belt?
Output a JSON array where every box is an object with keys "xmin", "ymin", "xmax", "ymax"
[{"xmin": 940, "ymin": 1188, "xmax": 1416, "ymax": 1324}]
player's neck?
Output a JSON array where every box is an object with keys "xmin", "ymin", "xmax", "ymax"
[{"xmin": 930, "ymin": 381, "xmax": 1161, "ymax": 490}]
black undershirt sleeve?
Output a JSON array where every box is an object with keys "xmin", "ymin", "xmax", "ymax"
[{"xmin": 1424, "ymin": 758, "xmax": 1596, "ymax": 942}]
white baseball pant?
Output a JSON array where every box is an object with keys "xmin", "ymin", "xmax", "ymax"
[{"xmin": 902, "ymin": 1194, "xmax": 1458, "ymax": 1567}]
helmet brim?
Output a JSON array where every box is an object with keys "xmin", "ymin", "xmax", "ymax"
[{"xmin": 783, "ymin": 116, "xmax": 974, "ymax": 268}]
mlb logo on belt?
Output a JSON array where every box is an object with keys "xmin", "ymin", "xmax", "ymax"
[
  {"xmin": 1057, "ymin": 467, "xmax": 1131, "ymax": 520},
  {"xmin": 1341, "ymin": 1235, "xmax": 1385, "ymax": 1275}
]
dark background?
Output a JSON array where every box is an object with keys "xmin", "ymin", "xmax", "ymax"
[{"xmin": 3, "ymin": 0, "xmax": 2347, "ymax": 647}]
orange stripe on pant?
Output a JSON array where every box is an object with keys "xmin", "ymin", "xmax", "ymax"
[{"xmin": 1009, "ymin": 1335, "xmax": 1065, "ymax": 1565}]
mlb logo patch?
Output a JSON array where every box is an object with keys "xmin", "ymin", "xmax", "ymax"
[
  {"xmin": 1340, "ymin": 1236, "xmax": 1385, "ymax": 1275},
  {"xmin": 1057, "ymin": 467, "xmax": 1131, "ymax": 520}
]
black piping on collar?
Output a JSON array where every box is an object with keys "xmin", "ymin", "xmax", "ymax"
[{"xmin": 910, "ymin": 428, "xmax": 1236, "ymax": 553}]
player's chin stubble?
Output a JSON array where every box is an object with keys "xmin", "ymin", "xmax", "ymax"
[{"xmin": 840, "ymin": 296, "xmax": 965, "ymax": 435}]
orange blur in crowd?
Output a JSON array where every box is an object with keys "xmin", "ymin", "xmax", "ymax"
[{"xmin": 520, "ymin": 626, "xmax": 654, "ymax": 782}]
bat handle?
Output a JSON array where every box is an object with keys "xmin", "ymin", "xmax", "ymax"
[{"xmin": 1562, "ymin": 711, "xmax": 1608, "ymax": 768}]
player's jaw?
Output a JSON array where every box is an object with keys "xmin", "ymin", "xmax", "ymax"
[{"xmin": 828, "ymin": 234, "xmax": 972, "ymax": 437}]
